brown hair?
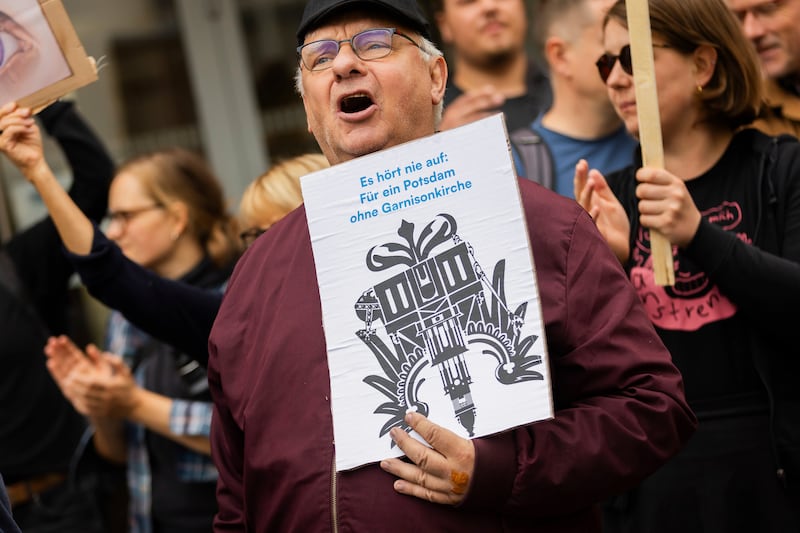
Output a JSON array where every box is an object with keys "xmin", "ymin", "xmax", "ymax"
[
  {"xmin": 605, "ymin": 0, "xmax": 763, "ymax": 130},
  {"xmin": 238, "ymin": 153, "xmax": 329, "ymax": 230},
  {"xmin": 115, "ymin": 147, "xmax": 240, "ymax": 267}
]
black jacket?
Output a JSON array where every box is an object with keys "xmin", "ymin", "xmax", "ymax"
[
  {"xmin": 0, "ymin": 101, "xmax": 114, "ymax": 482},
  {"xmin": 611, "ymin": 129, "xmax": 800, "ymax": 488}
]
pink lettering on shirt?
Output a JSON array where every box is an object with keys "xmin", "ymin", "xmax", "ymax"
[{"xmin": 629, "ymin": 201, "xmax": 744, "ymax": 331}]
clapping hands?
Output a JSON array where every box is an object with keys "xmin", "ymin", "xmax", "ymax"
[{"xmin": 45, "ymin": 335, "xmax": 138, "ymax": 419}]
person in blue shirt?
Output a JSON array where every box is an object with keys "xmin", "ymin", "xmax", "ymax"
[{"xmin": 517, "ymin": 0, "xmax": 636, "ymax": 197}]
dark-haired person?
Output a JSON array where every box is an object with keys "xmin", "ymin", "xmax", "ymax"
[{"xmin": 428, "ymin": 0, "xmax": 552, "ymax": 132}]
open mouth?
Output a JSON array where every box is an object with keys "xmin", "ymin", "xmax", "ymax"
[{"xmin": 340, "ymin": 94, "xmax": 374, "ymax": 114}]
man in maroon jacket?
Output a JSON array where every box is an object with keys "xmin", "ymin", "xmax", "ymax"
[{"xmin": 206, "ymin": 0, "xmax": 696, "ymax": 531}]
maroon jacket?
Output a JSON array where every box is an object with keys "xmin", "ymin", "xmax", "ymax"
[{"xmin": 208, "ymin": 179, "xmax": 696, "ymax": 532}]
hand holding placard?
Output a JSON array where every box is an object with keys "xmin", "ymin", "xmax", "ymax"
[{"xmin": 626, "ymin": 0, "xmax": 675, "ymax": 286}]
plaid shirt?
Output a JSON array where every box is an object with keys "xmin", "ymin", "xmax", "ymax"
[{"xmin": 106, "ymin": 311, "xmax": 217, "ymax": 533}]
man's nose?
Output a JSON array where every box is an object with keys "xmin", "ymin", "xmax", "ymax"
[
  {"xmin": 331, "ymin": 41, "xmax": 363, "ymax": 78},
  {"xmin": 741, "ymin": 11, "xmax": 766, "ymax": 41}
]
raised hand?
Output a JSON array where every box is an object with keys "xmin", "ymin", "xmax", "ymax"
[
  {"xmin": 635, "ymin": 166, "xmax": 702, "ymax": 249},
  {"xmin": 0, "ymin": 102, "xmax": 44, "ymax": 175},
  {"xmin": 380, "ymin": 411, "xmax": 475, "ymax": 505},
  {"xmin": 574, "ymin": 159, "xmax": 631, "ymax": 263},
  {"xmin": 438, "ymin": 85, "xmax": 505, "ymax": 131}
]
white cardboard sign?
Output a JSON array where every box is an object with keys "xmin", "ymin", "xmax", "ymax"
[{"xmin": 302, "ymin": 114, "xmax": 553, "ymax": 471}]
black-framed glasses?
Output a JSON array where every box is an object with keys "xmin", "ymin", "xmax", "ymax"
[
  {"xmin": 239, "ymin": 227, "xmax": 267, "ymax": 247},
  {"xmin": 297, "ymin": 27, "xmax": 419, "ymax": 71},
  {"xmin": 105, "ymin": 204, "xmax": 163, "ymax": 228},
  {"xmin": 595, "ymin": 43, "xmax": 671, "ymax": 83}
]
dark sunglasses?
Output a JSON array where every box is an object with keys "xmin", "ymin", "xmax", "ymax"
[{"xmin": 595, "ymin": 43, "xmax": 670, "ymax": 83}]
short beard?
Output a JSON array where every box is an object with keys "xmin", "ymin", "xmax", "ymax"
[{"xmin": 468, "ymin": 49, "xmax": 518, "ymax": 72}]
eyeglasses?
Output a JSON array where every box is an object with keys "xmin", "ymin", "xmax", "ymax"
[
  {"xmin": 595, "ymin": 43, "xmax": 671, "ymax": 83},
  {"xmin": 106, "ymin": 205, "xmax": 163, "ymax": 229},
  {"xmin": 239, "ymin": 227, "xmax": 267, "ymax": 247},
  {"xmin": 297, "ymin": 27, "xmax": 419, "ymax": 71}
]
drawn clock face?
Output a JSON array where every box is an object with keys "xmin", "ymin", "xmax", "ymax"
[{"xmin": 0, "ymin": 11, "xmax": 40, "ymax": 85}]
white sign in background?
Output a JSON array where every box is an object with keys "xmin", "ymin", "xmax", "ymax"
[{"xmin": 302, "ymin": 114, "xmax": 553, "ymax": 471}]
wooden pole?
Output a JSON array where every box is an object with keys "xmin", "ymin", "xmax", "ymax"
[{"xmin": 626, "ymin": 0, "xmax": 675, "ymax": 286}]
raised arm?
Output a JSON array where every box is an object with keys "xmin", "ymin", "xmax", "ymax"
[
  {"xmin": 0, "ymin": 102, "xmax": 102, "ymax": 256},
  {"xmin": 0, "ymin": 101, "xmax": 114, "ymax": 333},
  {"xmin": 66, "ymin": 228, "xmax": 223, "ymax": 365},
  {"xmin": 37, "ymin": 100, "xmax": 115, "ymax": 222},
  {"xmin": 0, "ymin": 103, "xmax": 220, "ymax": 363}
]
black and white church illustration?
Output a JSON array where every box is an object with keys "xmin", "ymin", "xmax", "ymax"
[{"xmin": 354, "ymin": 213, "xmax": 545, "ymax": 444}]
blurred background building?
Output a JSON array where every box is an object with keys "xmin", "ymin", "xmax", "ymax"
[
  {"xmin": 0, "ymin": 0, "xmax": 540, "ymax": 341},
  {"xmin": 1, "ymin": 0, "xmax": 322, "ymax": 233}
]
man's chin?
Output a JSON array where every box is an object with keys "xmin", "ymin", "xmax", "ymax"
[
  {"xmin": 477, "ymin": 50, "xmax": 516, "ymax": 70},
  {"xmin": 327, "ymin": 140, "xmax": 388, "ymax": 164},
  {"xmin": 759, "ymin": 53, "xmax": 790, "ymax": 80},
  {"xmin": 340, "ymin": 132, "xmax": 393, "ymax": 158}
]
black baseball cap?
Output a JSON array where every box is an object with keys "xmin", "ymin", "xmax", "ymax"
[{"xmin": 296, "ymin": 0, "xmax": 431, "ymax": 45}]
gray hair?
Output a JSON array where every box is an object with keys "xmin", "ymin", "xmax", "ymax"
[{"xmin": 295, "ymin": 35, "xmax": 445, "ymax": 127}]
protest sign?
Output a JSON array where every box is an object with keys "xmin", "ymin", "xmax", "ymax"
[{"xmin": 302, "ymin": 114, "xmax": 553, "ymax": 471}]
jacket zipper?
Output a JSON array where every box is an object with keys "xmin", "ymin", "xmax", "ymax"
[
  {"xmin": 331, "ymin": 455, "xmax": 339, "ymax": 533},
  {"xmin": 749, "ymin": 135, "xmax": 787, "ymax": 487}
]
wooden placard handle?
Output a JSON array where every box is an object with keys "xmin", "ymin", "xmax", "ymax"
[{"xmin": 626, "ymin": 0, "xmax": 675, "ymax": 286}]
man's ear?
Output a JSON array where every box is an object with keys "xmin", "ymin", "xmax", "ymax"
[
  {"xmin": 543, "ymin": 36, "xmax": 570, "ymax": 78},
  {"xmin": 693, "ymin": 44, "xmax": 718, "ymax": 87},
  {"xmin": 430, "ymin": 54, "xmax": 448, "ymax": 106},
  {"xmin": 301, "ymin": 94, "xmax": 314, "ymax": 134}
]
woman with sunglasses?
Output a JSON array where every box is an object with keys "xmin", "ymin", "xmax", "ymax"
[{"xmin": 575, "ymin": 0, "xmax": 800, "ymax": 531}]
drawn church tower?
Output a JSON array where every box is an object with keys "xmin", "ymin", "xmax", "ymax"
[{"xmin": 367, "ymin": 241, "xmax": 482, "ymax": 435}]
